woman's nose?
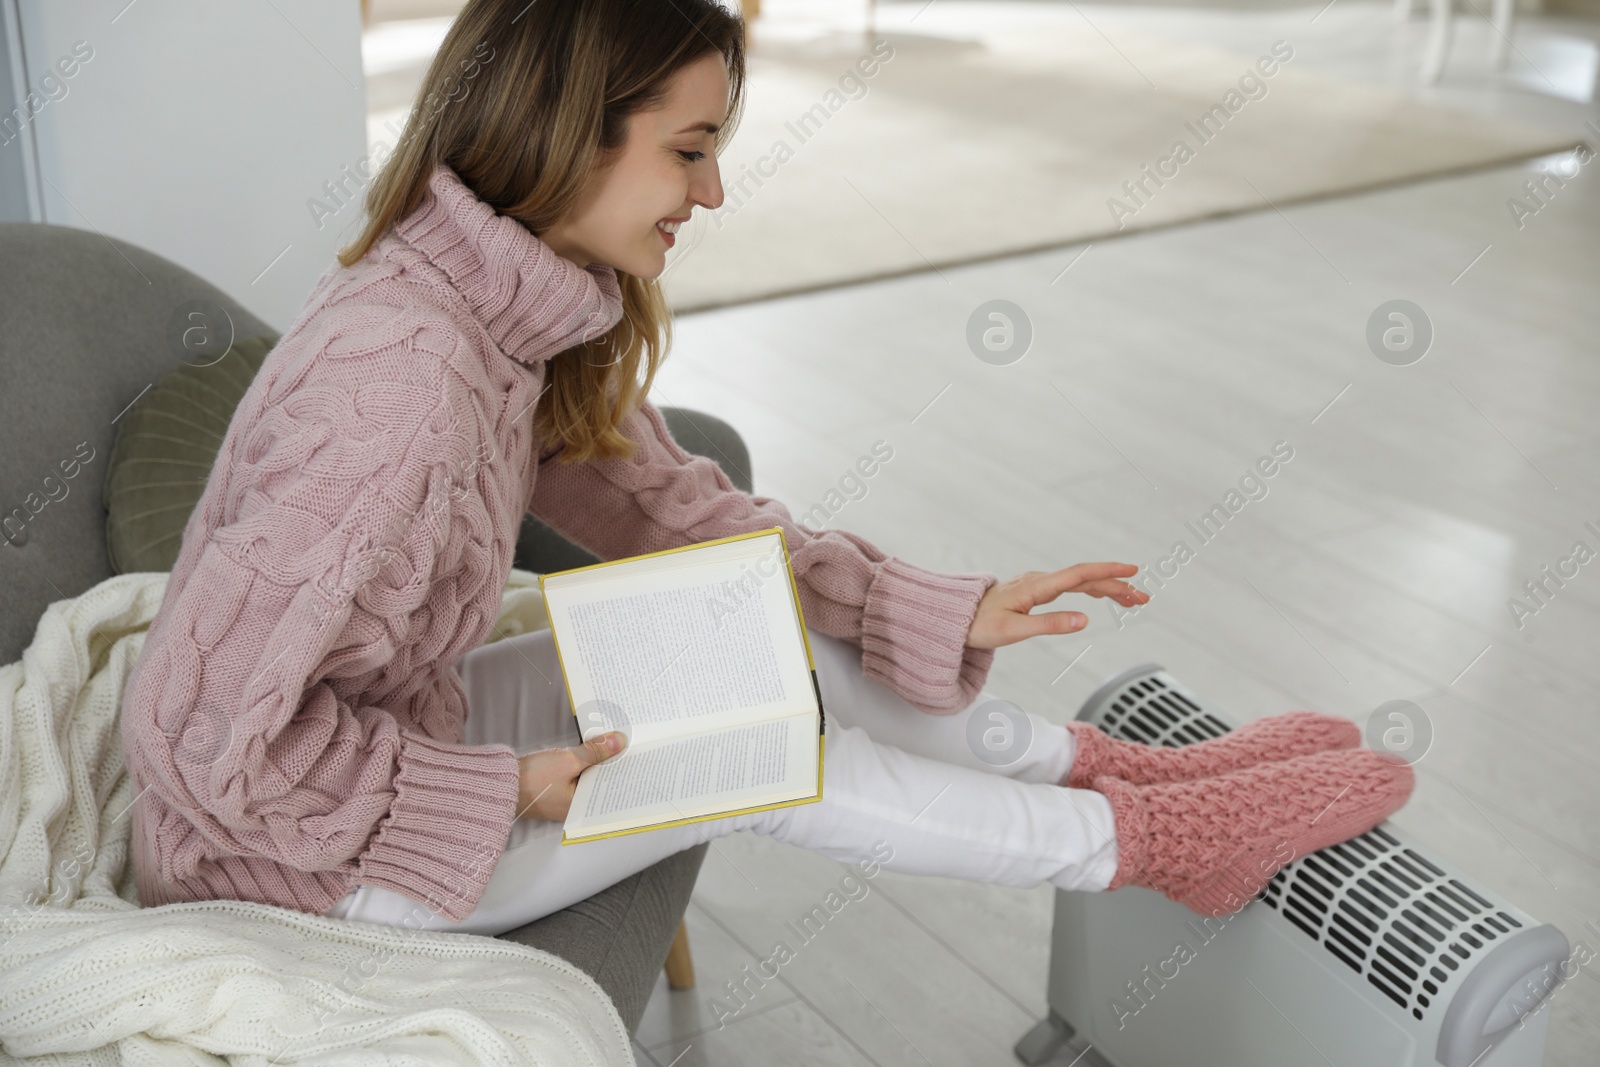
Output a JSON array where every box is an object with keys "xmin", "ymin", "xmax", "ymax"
[{"xmin": 691, "ymin": 158, "xmax": 725, "ymax": 212}]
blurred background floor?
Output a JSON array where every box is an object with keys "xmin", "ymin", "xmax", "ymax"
[
  {"xmin": 363, "ymin": 0, "xmax": 1587, "ymax": 311},
  {"xmin": 365, "ymin": 2, "xmax": 1600, "ymax": 1063}
]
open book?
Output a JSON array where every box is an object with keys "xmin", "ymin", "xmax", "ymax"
[{"xmin": 539, "ymin": 527, "xmax": 826, "ymax": 844}]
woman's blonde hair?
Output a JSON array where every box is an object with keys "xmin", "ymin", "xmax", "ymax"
[{"xmin": 338, "ymin": 0, "xmax": 746, "ymax": 463}]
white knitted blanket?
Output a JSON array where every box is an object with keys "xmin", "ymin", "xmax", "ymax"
[{"xmin": 0, "ymin": 571, "xmax": 635, "ymax": 1066}]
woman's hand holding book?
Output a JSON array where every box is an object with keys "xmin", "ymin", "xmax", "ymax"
[{"xmin": 516, "ymin": 733, "xmax": 629, "ymax": 821}]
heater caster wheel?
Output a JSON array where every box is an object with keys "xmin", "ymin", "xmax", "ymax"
[{"xmin": 1014, "ymin": 1013, "xmax": 1073, "ymax": 1065}]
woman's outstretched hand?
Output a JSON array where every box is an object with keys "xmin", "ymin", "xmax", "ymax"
[
  {"xmin": 964, "ymin": 562, "xmax": 1150, "ymax": 650},
  {"xmin": 516, "ymin": 732, "xmax": 628, "ymax": 821}
]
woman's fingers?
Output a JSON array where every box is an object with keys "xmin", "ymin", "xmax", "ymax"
[
  {"xmin": 518, "ymin": 734, "xmax": 628, "ymax": 821},
  {"xmin": 571, "ymin": 731, "xmax": 627, "ymax": 769},
  {"xmin": 1033, "ymin": 610, "xmax": 1089, "ymax": 635},
  {"xmin": 969, "ymin": 563, "xmax": 1148, "ymax": 650},
  {"xmin": 1025, "ymin": 562, "xmax": 1140, "ymax": 602},
  {"xmin": 995, "ymin": 607, "xmax": 1088, "ymax": 645},
  {"xmin": 1072, "ymin": 578, "xmax": 1149, "ymax": 602}
]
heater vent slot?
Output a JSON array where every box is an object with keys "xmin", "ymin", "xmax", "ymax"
[
  {"xmin": 1101, "ymin": 675, "xmax": 1232, "ymax": 748},
  {"xmin": 1083, "ymin": 665, "xmax": 1527, "ymax": 1028}
]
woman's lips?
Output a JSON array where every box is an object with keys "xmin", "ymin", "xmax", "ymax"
[{"xmin": 656, "ymin": 217, "xmax": 686, "ymax": 248}]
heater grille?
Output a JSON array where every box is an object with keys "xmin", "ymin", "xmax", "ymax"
[
  {"xmin": 1255, "ymin": 824, "xmax": 1525, "ymax": 1022},
  {"xmin": 1096, "ymin": 674, "xmax": 1233, "ymax": 748},
  {"xmin": 1079, "ymin": 664, "xmax": 1528, "ymax": 1028}
]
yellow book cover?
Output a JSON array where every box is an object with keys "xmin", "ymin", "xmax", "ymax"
[{"xmin": 538, "ymin": 527, "xmax": 826, "ymax": 844}]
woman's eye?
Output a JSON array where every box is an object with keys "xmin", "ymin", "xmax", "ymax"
[{"xmin": 677, "ymin": 150, "xmax": 706, "ymax": 163}]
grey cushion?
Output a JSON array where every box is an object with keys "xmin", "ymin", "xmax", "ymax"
[
  {"xmin": 103, "ymin": 335, "xmax": 277, "ymax": 574},
  {"xmin": 498, "ymin": 841, "xmax": 710, "ymax": 1033},
  {"xmin": 0, "ymin": 222, "xmax": 277, "ymax": 664},
  {"xmin": 0, "ymin": 221, "xmax": 728, "ymax": 1033}
]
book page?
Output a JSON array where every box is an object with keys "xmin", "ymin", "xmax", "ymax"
[
  {"xmin": 564, "ymin": 710, "xmax": 820, "ymax": 841},
  {"xmin": 544, "ymin": 532, "xmax": 791, "ymax": 586},
  {"xmin": 568, "ymin": 583, "xmax": 783, "ymax": 726},
  {"xmin": 544, "ymin": 534, "xmax": 815, "ymax": 746}
]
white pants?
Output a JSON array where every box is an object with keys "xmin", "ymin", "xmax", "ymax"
[{"xmin": 323, "ymin": 628, "xmax": 1120, "ymax": 936}]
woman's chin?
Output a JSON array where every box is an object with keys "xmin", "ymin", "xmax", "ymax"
[
  {"xmin": 585, "ymin": 247, "xmax": 664, "ymax": 279},
  {"xmin": 630, "ymin": 251, "xmax": 668, "ymax": 280}
]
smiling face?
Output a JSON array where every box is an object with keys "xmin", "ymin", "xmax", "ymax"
[{"xmin": 537, "ymin": 52, "xmax": 729, "ymax": 277}]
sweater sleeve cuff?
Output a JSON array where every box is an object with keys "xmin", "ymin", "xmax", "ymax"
[
  {"xmin": 354, "ymin": 728, "xmax": 522, "ymax": 923},
  {"xmin": 858, "ymin": 556, "xmax": 999, "ymax": 715}
]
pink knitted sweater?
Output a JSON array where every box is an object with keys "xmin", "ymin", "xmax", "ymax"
[{"xmin": 120, "ymin": 162, "xmax": 1000, "ymax": 923}]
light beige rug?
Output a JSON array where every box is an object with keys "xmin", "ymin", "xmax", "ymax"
[{"xmin": 659, "ymin": 20, "xmax": 1576, "ymax": 312}]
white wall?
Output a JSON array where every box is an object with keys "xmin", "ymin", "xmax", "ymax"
[
  {"xmin": 2, "ymin": 0, "xmax": 368, "ymax": 333},
  {"xmin": 0, "ymin": 1, "xmax": 39, "ymax": 223}
]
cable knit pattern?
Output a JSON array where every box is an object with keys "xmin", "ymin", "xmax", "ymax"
[
  {"xmin": 119, "ymin": 161, "xmax": 999, "ymax": 925},
  {"xmin": 1097, "ymin": 747, "xmax": 1415, "ymax": 917},
  {"xmin": 529, "ymin": 408, "xmax": 1000, "ymax": 715},
  {"xmin": 1062, "ymin": 711, "xmax": 1360, "ymax": 789}
]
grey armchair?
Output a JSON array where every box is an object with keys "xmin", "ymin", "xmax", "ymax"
[{"xmin": 0, "ymin": 221, "xmax": 753, "ymax": 1033}]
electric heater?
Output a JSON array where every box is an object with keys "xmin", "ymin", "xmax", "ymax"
[{"xmin": 1016, "ymin": 664, "xmax": 1571, "ymax": 1067}]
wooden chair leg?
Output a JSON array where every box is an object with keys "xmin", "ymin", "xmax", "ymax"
[{"xmin": 664, "ymin": 919, "xmax": 696, "ymax": 990}]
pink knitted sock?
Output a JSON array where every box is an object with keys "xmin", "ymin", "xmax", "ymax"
[
  {"xmin": 1062, "ymin": 710, "xmax": 1360, "ymax": 789},
  {"xmin": 1096, "ymin": 747, "xmax": 1414, "ymax": 917}
]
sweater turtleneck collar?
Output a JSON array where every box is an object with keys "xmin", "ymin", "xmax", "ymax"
[{"xmin": 392, "ymin": 162, "xmax": 625, "ymax": 367}]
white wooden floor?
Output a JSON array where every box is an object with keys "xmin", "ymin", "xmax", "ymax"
[{"xmin": 627, "ymin": 5, "xmax": 1600, "ymax": 1065}]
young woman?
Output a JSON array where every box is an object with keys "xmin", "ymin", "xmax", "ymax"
[{"xmin": 120, "ymin": 0, "xmax": 1412, "ymax": 938}]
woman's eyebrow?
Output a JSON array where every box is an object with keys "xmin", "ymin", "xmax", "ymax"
[{"xmin": 673, "ymin": 121, "xmax": 720, "ymax": 134}]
